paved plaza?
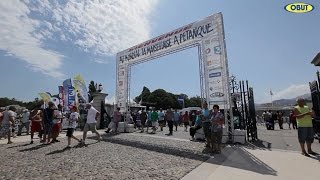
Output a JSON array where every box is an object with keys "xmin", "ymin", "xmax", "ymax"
[{"xmin": 0, "ymin": 124, "xmax": 319, "ymax": 180}]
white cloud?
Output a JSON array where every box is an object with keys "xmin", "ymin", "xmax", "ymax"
[
  {"xmin": 26, "ymin": 0, "xmax": 159, "ymax": 56},
  {"xmin": 0, "ymin": 0, "xmax": 64, "ymax": 78},
  {"xmin": 0, "ymin": 0, "xmax": 159, "ymax": 76},
  {"xmin": 105, "ymin": 96, "xmax": 116, "ymax": 104},
  {"xmin": 258, "ymin": 84, "xmax": 309, "ymax": 103},
  {"xmin": 272, "ymin": 84, "xmax": 309, "ymax": 100},
  {"xmin": 91, "ymin": 59, "xmax": 109, "ymax": 64}
]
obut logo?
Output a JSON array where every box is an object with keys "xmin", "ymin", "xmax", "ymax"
[{"xmin": 285, "ymin": 3, "xmax": 314, "ymax": 13}]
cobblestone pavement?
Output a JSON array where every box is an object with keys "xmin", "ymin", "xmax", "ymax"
[
  {"xmin": 1, "ymin": 124, "xmax": 319, "ymax": 179},
  {"xmin": 0, "ymin": 126, "xmax": 209, "ymax": 180}
]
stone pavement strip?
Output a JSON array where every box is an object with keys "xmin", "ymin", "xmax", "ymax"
[
  {"xmin": 1, "ymin": 126, "xmax": 320, "ymax": 179},
  {"xmin": 182, "ymin": 146, "xmax": 320, "ymax": 180}
]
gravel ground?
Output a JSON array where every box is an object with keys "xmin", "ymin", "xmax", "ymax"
[{"xmin": 0, "ymin": 127, "xmax": 209, "ymax": 180}]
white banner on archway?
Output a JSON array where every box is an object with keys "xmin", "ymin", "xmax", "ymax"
[
  {"xmin": 116, "ymin": 12, "xmax": 230, "ymax": 112},
  {"xmin": 202, "ymin": 38, "xmax": 229, "ymax": 109}
]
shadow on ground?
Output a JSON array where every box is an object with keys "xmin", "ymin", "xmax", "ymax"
[
  {"xmin": 96, "ymin": 134, "xmax": 278, "ymax": 176},
  {"xmin": 245, "ymin": 140, "xmax": 272, "ymax": 150}
]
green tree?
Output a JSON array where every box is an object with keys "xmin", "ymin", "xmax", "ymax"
[
  {"xmin": 88, "ymin": 80, "xmax": 97, "ymax": 101},
  {"xmin": 134, "ymin": 86, "xmax": 151, "ymax": 103}
]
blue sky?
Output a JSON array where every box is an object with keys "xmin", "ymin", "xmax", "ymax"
[{"xmin": 0, "ymin": 0, "xmax": 319, "ymax": 104}]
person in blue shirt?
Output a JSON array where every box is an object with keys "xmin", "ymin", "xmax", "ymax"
[
  {"xmin": 173, "ymin": 109, "xmax": 180, "ymax": 131},
  {"xmin": 190, "ymin": 110, "xmax": 202, "ymax": 141},
  {"xmin": 158, "ymin": 108, "xmax": 165, "ymax": 131},
  {"xmin": 202, "ymin": 102, "xmax": 212, "ymax": 147}
]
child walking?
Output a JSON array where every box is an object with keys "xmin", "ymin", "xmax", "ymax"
[{"xmin": 66, "ymin": 106, "xmax": 81, "ymax": 148}]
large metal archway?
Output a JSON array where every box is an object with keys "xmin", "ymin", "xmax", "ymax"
[{"xmin": 115, "ymin": 12, "xmax": 234, "ymax": 141}]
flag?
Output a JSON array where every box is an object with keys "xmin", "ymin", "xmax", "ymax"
[
  {"xmin": 38, "ymin": 92, "xmax": 51, "ymax": 103},
  {"xmin": 73, "ymin": 74, "xmax": 88, "ymax": 103},
  {"xmin": 58, "ymin": 86, "xmax": 64, "ymax": 107},
  {"xmin": 63, "ymin": 78, "xmax": 75, "ymax": 110},
  {"xmin": 177, "ymin": 95, "xmax": 185, "ymax": 106},
  {"xmin": 270, "ymin": 90, "xmax": 273, "ymax": 96}
]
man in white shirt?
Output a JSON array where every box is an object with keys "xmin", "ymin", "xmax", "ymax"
[
  {"xmin": 82, "ymin": 104, "xmax": 101, "ymax": 145},
  {"xmin": 0, "ymin": 106, "xmax": 17, "ymax": 144},
  {"xmin": 18, "ymin": 109, "xmax": 30, "ymax": 136}
]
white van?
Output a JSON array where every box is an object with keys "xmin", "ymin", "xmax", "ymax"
[{"xmin": 179, "ymin": 107, "xmax": 201, "ymax": 114}]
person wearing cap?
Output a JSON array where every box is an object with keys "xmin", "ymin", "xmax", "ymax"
[
  {"xmin": 82, "ymin": 103, "xmax": 101, "ymax": 145},
  {"xmin": 18, "ymin": 109, "xmax": 30, "ymax": 136},
  {"xmin": 294, "ymin": 98, "xmax": 318, "ymax": 157},
  {"xmin": 0, "ymin": 106, "xmax": 17, "ymax": 144}
]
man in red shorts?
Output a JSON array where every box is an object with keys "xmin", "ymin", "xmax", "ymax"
[{"xmin": 30, "ymin": 108, "xmax": 43, "ymax": 144}]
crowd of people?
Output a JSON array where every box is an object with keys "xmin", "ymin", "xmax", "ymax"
[
  {"xmin": 105, "ymin": 102, "xmax": 224, "ymax": 153},
  {"xmin": 0, "ymin": 102, "xmax": 101, "ymax": 148},
  {"xmin": 1, "ymin": 98, "xmax": 317, "ymax": 156}
]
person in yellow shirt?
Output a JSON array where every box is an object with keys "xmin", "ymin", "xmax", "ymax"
[{"xmin": 294, "ymin": 98, "xmax": 318, "ymax": 157}]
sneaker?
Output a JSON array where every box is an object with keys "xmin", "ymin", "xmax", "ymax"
[
  {"xmin": 302, "ymin": 152, "xmax": 311, "ymax": 157},
  {"xmin": 54, "ymin": 139, "xmax": 60, "ymax": 142},
  {"xmin": 30, "ymin": 141, "xmax": 34, "ymax": 144},
  {"xmin": 7, "ymin": 141, "xmax": 13, "ymax": 144},
  {"xmin": 307, "ymin": 151, "xmax": 319, "ymax": 155},
  {"xmin": 65, "ymin": 145, "xmax": 71, "ymax": 149}
]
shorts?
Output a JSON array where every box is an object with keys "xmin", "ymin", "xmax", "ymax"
[
  {"xmin": 66, "ymin": 128, "xmax": 75, "ymax": 137},
  {"xmin": 298, "ymin": 127, "xmax": 314, "ymax": 144},
  {"xmin": 43, "ymin": 123, "xmax": 53, "ymax": 135},
  {"xmin": 151, "ymin": 121, "xmax": 157, "ymax": 127},
  {"xmin": 0, "ymin": 124, "xmax": 11, "ymax": 137},
  {"xmin": 84, "ymin": 123, "xmax": 98, "ymax": 133},
  {"xmin": 31, "ymin": 122, "xmax": 42, "ymax": 133}
]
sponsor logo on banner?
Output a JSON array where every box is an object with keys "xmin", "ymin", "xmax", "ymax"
[
  {"xmin": 118, "ymin": 71, "xmax": 125, "ymax": 77},
  {"xmin": 214, "ymin": 46, "xmax": 221, "ymax": 54},
  {"xmin": 210, "ymin": 92, "xmax": 225, "ymax": 98},
  {"xmin": 209, "ymin": 79, "xmax": 221, "ymax": 85},
  {"xmin": 284, "ymin": 3, "xmax": 314, "ymax": 13},
  {"xmin": 209, "ymin": 72, "xmax": 221, "ymax": 78},
  {"xmin": 205, "ymin": 48, "xmax": 211, "ymax": 54},
  {"xmin": 210, "ymin": 86, "xmax": 223, "ymax": 91}
]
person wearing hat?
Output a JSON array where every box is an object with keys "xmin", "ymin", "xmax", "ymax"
[
  {"xmin": 18, "ymin": 109, "xmax": 30, "ymax": 136},
  {"xmin": 82, "ymin": 103, "xmax": 101, "ymax": 145}
]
